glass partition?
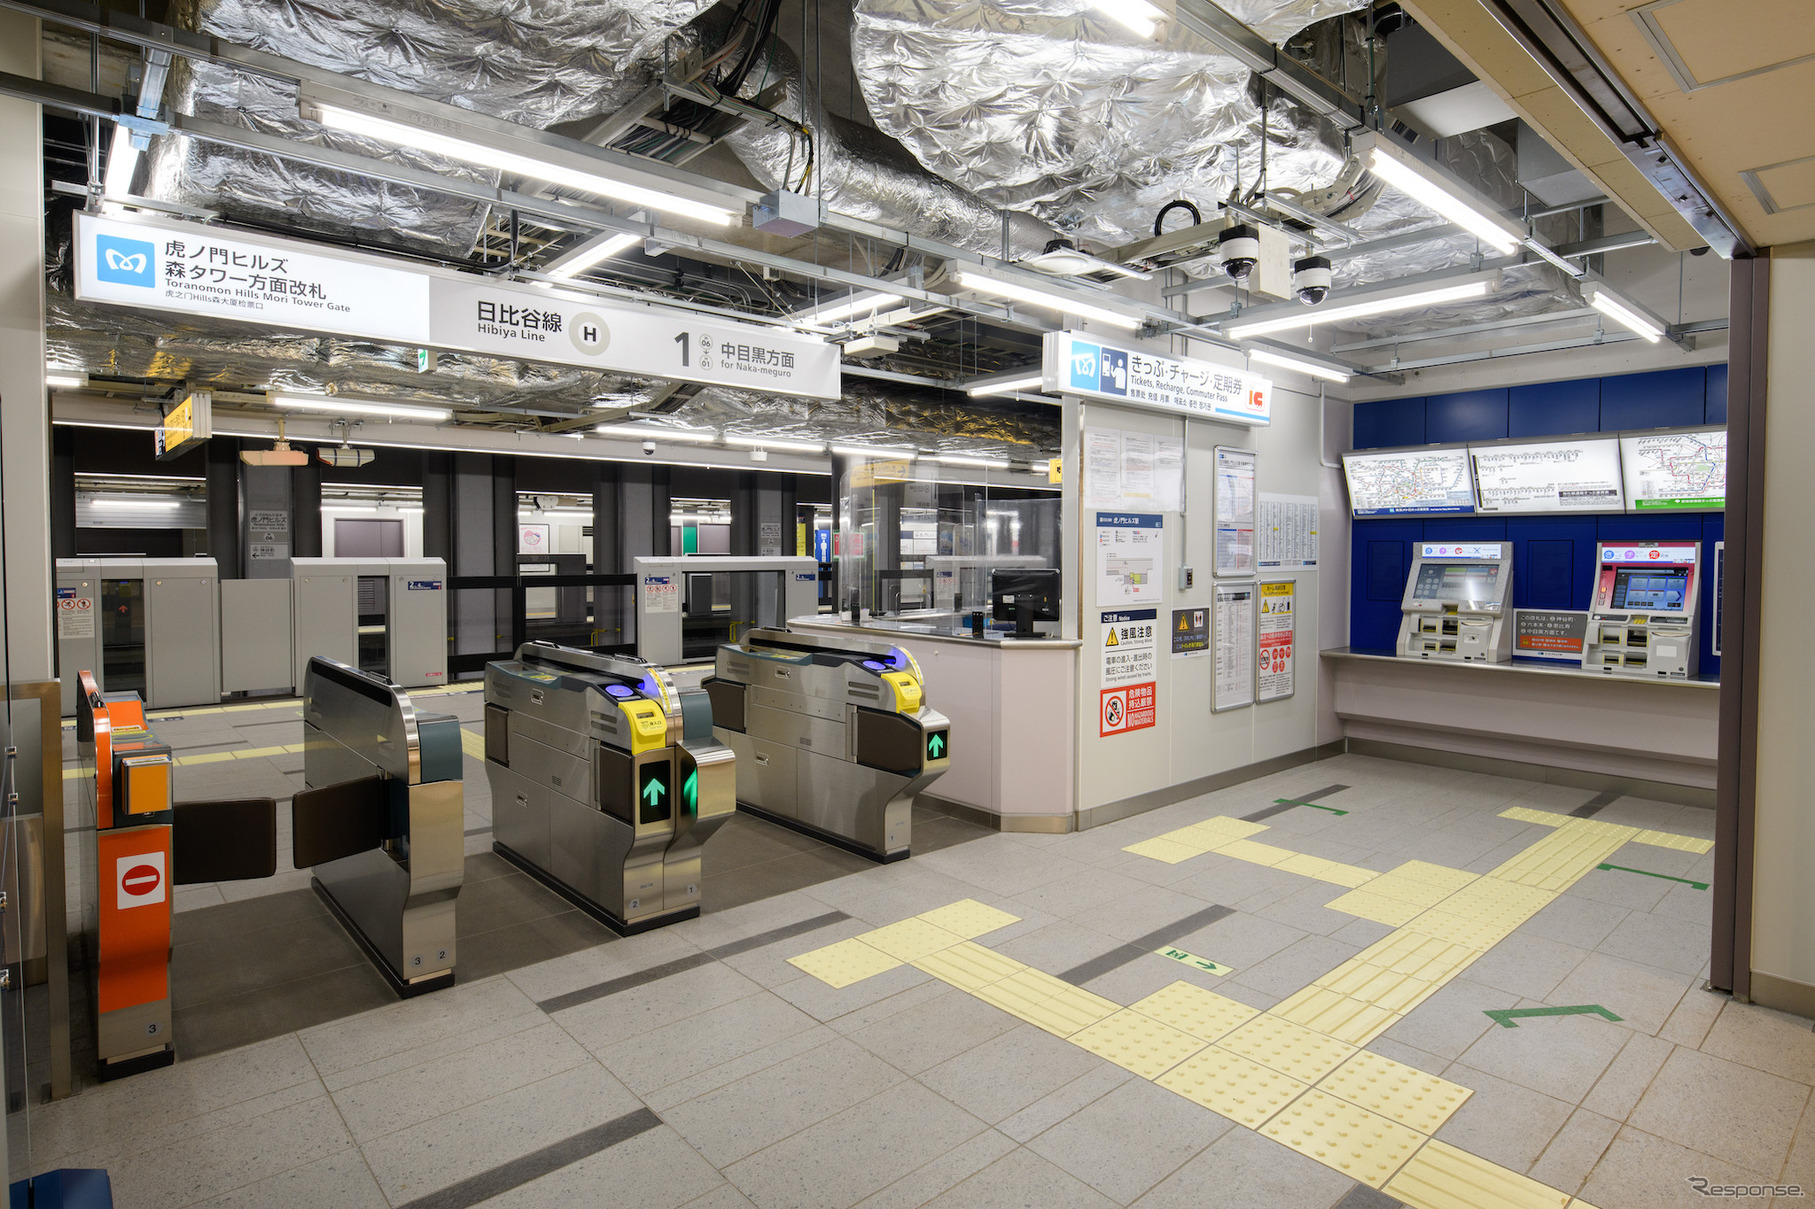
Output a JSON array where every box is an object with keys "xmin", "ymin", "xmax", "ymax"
[{"xmin": 838, "ymin": 462, "xmax": 1062, "ymax": 633}]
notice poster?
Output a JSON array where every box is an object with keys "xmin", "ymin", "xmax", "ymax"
[
  {"xmin": 1171, "ymin": 608, "xmax": 1209, "ymax": 658},
  {"xmin": 55, "ymin": 587, "xmax": 94, "ymax": 639},
  {"xmin": 1214, "ymin": 447, "xmax": 1257, "ymax": 578},
  {"xmin": 1213, "ymin": 582, "xmax": 1256, "ymax": 712},
  {"xmin": 518, "ymin": 523, "xmax": 551, "ymax": 555},
  {"xmin": 1101, "ymin": 609, "xmax": 1158, "ymax": 688},
  {"xmin": 1095, "ymin": 513, "xmax": 1164, "ymax": 605},
  {"xmin": 1257, "ymin": 581, "xmax": 1296, "ymax": 703},
  {"xmin": 642, "ymin": 574, "xmax": 680, "ymax": 614},
  {"xmin": 1083, "ymin": 428, "xmax": 1184, "ymax": 511},
  {"xmin": 1099, "ymin": 682, "xmax": 1157, "ymax": 738},
  {"xmin": 1513, "ymin": 609, "xmax": 1590, "ymax": 661},
  {"xmin": 1257, "ymin": 493, "xmax": 1319, "ymax": 569}
]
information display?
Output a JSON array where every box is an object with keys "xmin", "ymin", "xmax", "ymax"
[
  {"xmin": 1213, "ymin": 447, "xmax": 1256, "ymax": 578},
  {"xmin": 1609, "ymin": 567, "xmax": 1691, "ymax": 613},
  {"xmin": 1621, "ymin": 429, "xmax": 1727, "ymax": 511},
  {"xmin": 1411, "ymin": 562, "xmax": 1503, "ymax": 605},
  {"xmin": 1343, "ymin": 449, "xmax": 1475, "ymax": 516},
  {"xmin": 1470, "ymin": 438, "xmax": 1623, "ymax": 513}
]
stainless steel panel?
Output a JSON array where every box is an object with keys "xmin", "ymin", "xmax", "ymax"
[
  {"xmin": 1, "ymin": 814, "xmax": 46, "ymax": 964},
  {"xmin": 796, "ymin": 748, "xmax": 911, "ymax": 856},
  {"xmin": 663, "ymin": 739, "xmax": 735, "ymax": 912},
  {"xmin": 97, "ymin": 996, "xmax": 170, "ymax": 1064},
  {"xmin": 744, "ymin": 701, "xmax": 848, "ymax": 757},
  {"xmin": 750, "ymin": 682, "xmax": 846, "ymax": 724},
  {"xmin": 315, "ymin": 846, "xmax": 411, "ymax": 973},
  {"xmin": 489, "ymin": 763, "xmax": 552, "ymax": 869},
  {"xmin": 504, "ymin": 726, "xmax": 595, "ymax": 807}
]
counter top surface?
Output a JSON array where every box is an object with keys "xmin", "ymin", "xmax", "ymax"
[
  {"xmin": 789, "ymin": 616, "xmax": 1082, "ymax": 651},
  {"xmin": 1321, "ymin": 646, "xmax": 1720, "ymax": 690}
]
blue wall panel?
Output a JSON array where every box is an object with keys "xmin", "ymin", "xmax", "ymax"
[
  {"xmin": 1353, "ymin": 398, "xmax": 1425, "ymax": 450},
  {"xmin": 1348, "ymin": 366, "xmax": 1728, "ymax": 667},
  {"xmin": 1509, "ymin": 380, "xmax": 1599, "ymax": 438},
  {"xmin": 1425, "ymin": 389, "xmax": 1509, "ymax": 444},
  {"xmin": 1600, "ymin": 367, "xmax": 1706, "ymax": 431}
]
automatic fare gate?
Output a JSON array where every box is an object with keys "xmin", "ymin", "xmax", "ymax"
[
  {"xmin": 291, "ymin": 657, "xmax": 466, "ymax": 996},
  {"xmin": 73, "ymin": 672, "xmax": 276, "ymax": 1079},
  {"xmin": 483, "ymin": 642, "xmax": 735, "ymax": 934}
]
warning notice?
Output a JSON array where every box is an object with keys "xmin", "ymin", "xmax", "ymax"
[
  {"xmin": 56, "ymin": 587, "xmax": 94, "ymax": 639},
  {"xmin": 1101, "ymin": 608, "xmax": 1158, "ymax": 687},
  {"xmin": 1170, "ymin": 608, "xmax": 1208, "ymax": 657},
  {"xmin": 1100, "ymin": 683, "xmax": 1157, "ymax": 737},
  {"xmin": 1257, "ymin": 581, "xmax": 1295, "ymax": 703}
]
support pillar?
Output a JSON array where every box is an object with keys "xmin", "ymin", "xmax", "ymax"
[
  {"xmin": 205, "ymin": 437, "xmax": 240, "ymax": 578},
  {"xmin": 50, "ymin": 426, "xmax": 74, "ymax": 560},
  {"xmin": 290, "ymin": 455, "xmax": 322, "ymax": 558}
]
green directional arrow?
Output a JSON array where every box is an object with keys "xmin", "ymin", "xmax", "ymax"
[
  {"xmin": 928, "ymin": 733, "xmax": 946, "ymax": 759},
  {"xmin": 642, "ymin": 778, "xmax": 666, "ymax": 806},
  {"xmin": 683, "ymin": 769, "xmax": 698, "ymax": 815},
  {"xmin": 1484, "ymin": 1004, "xmax": 1621, "ymax": 1029},
  {"xmin": 1273, "ymin": 798, "xmax": 1348, "ymax": 815}
]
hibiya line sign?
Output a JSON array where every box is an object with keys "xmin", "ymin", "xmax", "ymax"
[
  {"xmin": 75, "ymin": 212, "xmax": 842, "ymax": 401},
  {"xmin": 1043, "ymin": 331, "xmax": 1272, "ymax": 426}
]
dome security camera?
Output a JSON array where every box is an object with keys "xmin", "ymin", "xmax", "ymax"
[
  {"xmin": 1218, "ymin": 224, "xmax": 1260, "ymax": 282},
  {"xmin": 1292, "ymin": 255, "xmax": 1332, "ymax": 306},
  {"xmin": 642, "ymin": 440, "xmax": 657, "ymax": 455}
]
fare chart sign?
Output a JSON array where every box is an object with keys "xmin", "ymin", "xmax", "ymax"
[
  {"xmin": 75, "ymin": 212, "xmax": 841, "ymax": 401},
  {"xmin": 1043, "ymin": 332, "xmax": 1272, "ymax": 426}
]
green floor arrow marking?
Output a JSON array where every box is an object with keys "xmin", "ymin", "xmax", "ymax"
[
  {"xmin": 1273, "ymin": 798, "xmax": 1348, "ymax": 815},
  {"xmin": 1156, "ymin": 946, "xmax": 1234, "ymax": 977},
  {"xmin": 1597, "ymin": 863, "xmax": 1708, "ymax": 890},
  {"xmin": 1484, "ymin": 1004, "xmax": 1622, "ymax": 1029}
]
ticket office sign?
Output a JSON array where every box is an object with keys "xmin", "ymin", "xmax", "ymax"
[{"xmin": 1045, "ymin": 332, "xmax": 1272, "ymax": 426}]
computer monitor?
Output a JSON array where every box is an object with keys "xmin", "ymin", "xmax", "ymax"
[{"xmin": 990, "ymin": 568, "xmax": 1060, "ymax": 635}]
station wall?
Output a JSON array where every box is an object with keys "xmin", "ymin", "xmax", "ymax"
[{"xmin": 1347, "ymin": 366, "xmax": 1729, "ymax": 675}]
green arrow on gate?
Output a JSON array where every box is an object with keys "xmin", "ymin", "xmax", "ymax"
[
  {"xmin": 642, "ymin": 778, "xmax": 666, "ymax": 807},
  {"xmin": 1484, "ymin": 1004, "xmax": 1621, "ymax": 1029},
  {"xmin": 928, "ymin": 733, "xmax": 946, "ymax": 758},
  {"xmin": 683, "ymin": 769, "xmax": 698, "ymax": 815}
]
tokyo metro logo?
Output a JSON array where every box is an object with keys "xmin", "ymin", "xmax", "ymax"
[{"xmin": 95, "ymin": 234, "xmax": 156, "ymax": 287}]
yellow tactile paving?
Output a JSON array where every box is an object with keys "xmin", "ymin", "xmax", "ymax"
[
  {"xmin": 1176, "ymin": 816, "xmax": 1271, "ymax": 843},
  {"xmin": 1363, "ymin": 864, "xmax": 1475, "ymax": 909},
  {"xmin": 786, "ymin": 937, "xmax": 901, "ymax": 988},
  {"xmin": 1384, "ymin": 1139, "xmax": 1573, "ymax": 1209},
  {"xmin": 1631, "ymin": 828, "xmax": 1714, "ymax": 854},
  {"xmin": 1323, "ymin": 888, "xmax": 1426, "ymax": 926},
  {"xmin": 974, "ymin": 968, "xmax": 1119, "ymax": 1037},
  {"xmin": 1217, "ymin": 1013, "xmax": 1358, "ymax": 1083},
  {"xmin": 912, "ymin": 940, "xmax": 1025, "ymax": 991},
  {"xmin": 459, "ymin": 729, "xmax": 485, "ymax": 759},
  {"xmin": 1131, "ymin": 981, "xmax": 1259, "ymax": 1042},
  {"xmin": 1275, "ymin": 853, "xmax": 1379, "ymax": 887},
  {"xmin": 1069, "ymin": 1009, "xmax": 1208, "ymax": 1078},
  {"xmin": 1157, "ymin": 1047, "xmax": 1310, "ymax": 1128},
  {"xmin": 1316, "ymin": 1049, "xmax": 1473, "ymax": 1135},
  {"xmin": 179, "ymin": 751, "xmax": 238, "ymax": 766},
  {"xmin": 860, "ymin": 917, "xmax": 968, "ymax": 962},
  {"xmin": 1269, "ymin": 985, "xmax": 1400, "ymax": 1046},
  {"xmin": 1261, "ymin": 1090, "xmax": 1427, "ymax": 1189},
  {"xmin": 1214, "ymin": 838, "xmax": 1300, "ymax": 867},
  {"xmin": 1498, "ymin": 806, "xmax": 1568, "ymax": 827},
  {"xmin": 1410, "ymin": 912, "xmax": 1523, "ymax": 952},
  {"xmin": 915, "ymin": 899, "xmax": 1021, "ymax": 938},
  {"xmin": 1124, "ymin": 837, "xmax": 1207, "ymax": 864}
]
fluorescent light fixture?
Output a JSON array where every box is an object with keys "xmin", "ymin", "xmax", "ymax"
[
  {"xmin": 1093, "ymin": 0, "xmax": 1166, "ymax": 38},
  {"xmin": 933, "ymin": 453, "xmax": 1011, "ymax": 469},
  {"xmin": 594, "ymin": 424, "xmax": 718, "ymax": 443},
  {"xmin": 1245, "ymin": 347, "xmax": 1352, "ymax": 384},
  {"xmin": 1226, "ymin": 279, "xmax": 1493, "ymax": 340},
  {"xmin": 321, "ymin": 504, "xmax": 380, "ymax": 514},
  {"xmin": 273, "ymin": 394, "xmax": 453, "ymax": 422},
  {"xmin": 949, "ymin": 269, "xmax": 1144, "ymax": 331},
  {"xmin": 723, "ymin": 434, "xmax": 826, "ymax": 454},
  {"xmin": 831, "ymin": 445, "xmax": 918, "ymax": 459},
  {"xmin": 304, "ymin": 97, "xmax": 740, "ymax": 227},
  {"xmin": 93, "ymin": 497, "xmax": 182, "ymax": 509},
  {"xmin": 545, "ymin": 231, "xmax": 641, "ymax": 280},
  {"xmin": 1586, "ymin": 285, "xmax": 1666, "ymax": 343},
  {"xmin": 792, "ymin": 290, "xmax": 910, "ymax": 327},
  {"xmin": 1360, "ymin": 134, "xmax": 1522, "ymax": 255},
  {"xmin": 103, "ymin": 126, "xmax": 140, "ymax": 201},
  {"xmin": 46, "ymin": 373, "xmax": 85, "ymax": 390},
  {"xmin": 967, "ymin": 374, "xmax": 1046, "ymax": 397}
]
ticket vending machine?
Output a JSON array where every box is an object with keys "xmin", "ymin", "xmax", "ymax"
[
  {"xmin": 1396, "ymin": 542, "xmax": 1514, "ymax": 663},
  {"xmin": 1581, "ymin": 540, "xmax": 1702, "ymax": 679}
]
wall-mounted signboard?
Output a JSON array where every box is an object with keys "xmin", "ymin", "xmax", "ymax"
[
  {"xmin": 1342, "ymin": 448, "xmax": 1476, "ymax": 516},
  {"xmin": 1620, "ymin": 428, "xmax": 1726, "ymax": 511},
  {"xmin": 1044, "ymin": 332, "xmax": 1272, "ymax": 426},
  {"xmin": 1470, "ymin": 438, "xmax": 1624, "ymax": 513}
]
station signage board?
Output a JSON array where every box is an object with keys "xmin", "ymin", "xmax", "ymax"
[
  {"xmin": 75, "ymin": 212, "xmax": 842, "ymax": 402},
  {"xmin": 1044, "ymin": 332, "xmax": 1272, "ymax": 426}
]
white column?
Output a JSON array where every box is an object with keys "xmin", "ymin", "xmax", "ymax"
[{"xmin": 0, "ymin": 12, "xmax": 50, "ymax": 683}]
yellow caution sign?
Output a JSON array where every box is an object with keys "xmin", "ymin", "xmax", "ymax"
[
  {"xmin": 1106, "ymin": 628, "xmax": 1120, "ymax": 646},
  {"xmin": 879, "ymin": 671, "xmax": 923, "ymax": 713},
  {"xmin": 616, "ymin": 699, "xmax": 668, "ymax": 754}
]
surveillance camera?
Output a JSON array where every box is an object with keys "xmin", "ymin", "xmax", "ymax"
[
  {"xmin": 1218, "ymin": 224, "xmax": 1260, "ymax": 282},
  {"xmin": 642, "ymin": 440, "xmax": 657, "ymax": 455},
  {"xmin": 1292, "ymin": 255, "xmax": 1332, "ymax": 306}
]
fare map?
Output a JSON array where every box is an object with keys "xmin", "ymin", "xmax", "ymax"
[
  {"xmin": 1344, "ymin": 449, "xmax": 1475, "ymax": 516},
  {"xmin": 1622, "ymin": 430, "xmax": 1726, "ymax": 510}
]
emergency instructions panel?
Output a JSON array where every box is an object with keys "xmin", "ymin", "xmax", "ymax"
[
  {"xmin": 1397, "ymin": 542, "xmax": 1514, "ymax": 663},
  {"xmin": 1582, "ymin": 540, "xmax": 1701, "ymax": 679}
]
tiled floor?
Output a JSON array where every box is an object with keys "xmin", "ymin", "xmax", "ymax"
[{"xmin": 25, "ymin": 749, "xmax": 1809, "ymax": 1209}]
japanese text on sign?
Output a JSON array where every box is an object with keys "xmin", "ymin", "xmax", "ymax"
[
  {"xmin": 1257, "ymin": 581, "xmax": 1295, "ymax": 703},
  {"xmin": 1101, "ymin": 609, "xmax": 1157, "ymax": 687},
  {"xmin": 1044, "ymin": 331, "xmax": 1271, "ymax": 426},
  {"xmin": 1100, "ymin": 682, "xmax": 1157, "ymax": 737}
]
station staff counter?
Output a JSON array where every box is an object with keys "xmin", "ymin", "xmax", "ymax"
[
  {"xmin": 705, "ymin": 628, "xmax": 951, "ymax": 861},
  {"xmin": 484, "ymin": 643, "xmax": 735, "ymax": 933}
]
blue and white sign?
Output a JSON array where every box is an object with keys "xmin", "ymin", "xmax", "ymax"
[
  {"xmin": 1046, "ymin": 331, "xmax": 1271, "ymax": 426},
  {"xmin": 406, "ymin": 579, "xmax": 444, "ymax": 591},
  {"xmin": 813, "ymin": 528, "xmax": 833, "ymax": 563},
  {"xmin": 95, "ymin": 234, "xmax": 157, "ymax": 287}
]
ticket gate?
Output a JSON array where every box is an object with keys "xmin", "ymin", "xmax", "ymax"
[
  {"xmin": 705, "ymin": 629, "xmax": 951, "ymax": 861},
  {"xmin": 291, "ymin": 657, "xmax": 465, "ymax": 995},
  {"xmin": 483, "ymin": 642, "xmax": 736, "ymax": 934},
  {"xmin": 73, "ymin": 672, "xmax": 276, "ymax": 1079}
]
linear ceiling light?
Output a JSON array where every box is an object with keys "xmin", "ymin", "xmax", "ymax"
[
  {"xmin": 303, "ymin": 96, "xmax": 741, "ymax": 227},
  {"xmin": 92, "ymin": 497, "xmax": 183, "ymax": 509},
  {"xmin": 103, "ymin": 125, "xmax": 140, "ymax": 204},
  {"xmin": 949, "ymin": 269, "xmax": 1144, "ymax": 331},
  {"xmin": 967, "ymin": 374, "xmax": 1046, "ymax": 397},
  {"xmin": 791, "ymin": 290, "xmax": 911, "ymax": 327},
  {"xmin": 1092, "ymin": 0, "xmax": 1167, "ymax": 38},
  {"xmin": 933, "ymin": 453, "xmax": 1011, "ymax": 469},
  {"xmin": 545, "ymin": 232, "xmax": 642, "ymax": 280},
  {"xmin": 1586, "ymin": 284, "xmax": 1666, "ymax": 343},
  {"xmin": 321, "ymin": 504, "xmax": 380, "ymax": 513},
  {"xmin": 723, "ymin": 434, "xmax": 826, "ymax": 454},
  {"xmin": 1244, "ymin": 347, "xmax": 1352, "ymax": 384},
  {"xmin": 831, "ymin": 445, "xmax": 918, "ymax": 458},
  {"xmin": 273, "ymin": 394, "xmax": 453, "ymax": 422},
  {"xmin": 46, "ymin": 373, "xmax": 85, "ymax": 390},
  {"xmin": 1359, "ymin": 134, "xmax": 1522, "ymax": 256},
  {"xmin": 1226, "ymin": 278, "xmax": 1494, "ymax": 340},
  {"xmin": 593, "ymin": 424, "xmax": 719, "ymax": 443}
]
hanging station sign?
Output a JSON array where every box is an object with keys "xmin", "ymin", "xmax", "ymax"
[
  {"xmin": 74, "ymin": 212, "xmax": 842, "ymax": 401},
  {"xmin": 1043, "ymin": 331, "xmax": 1272, "ymax": 426}
]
